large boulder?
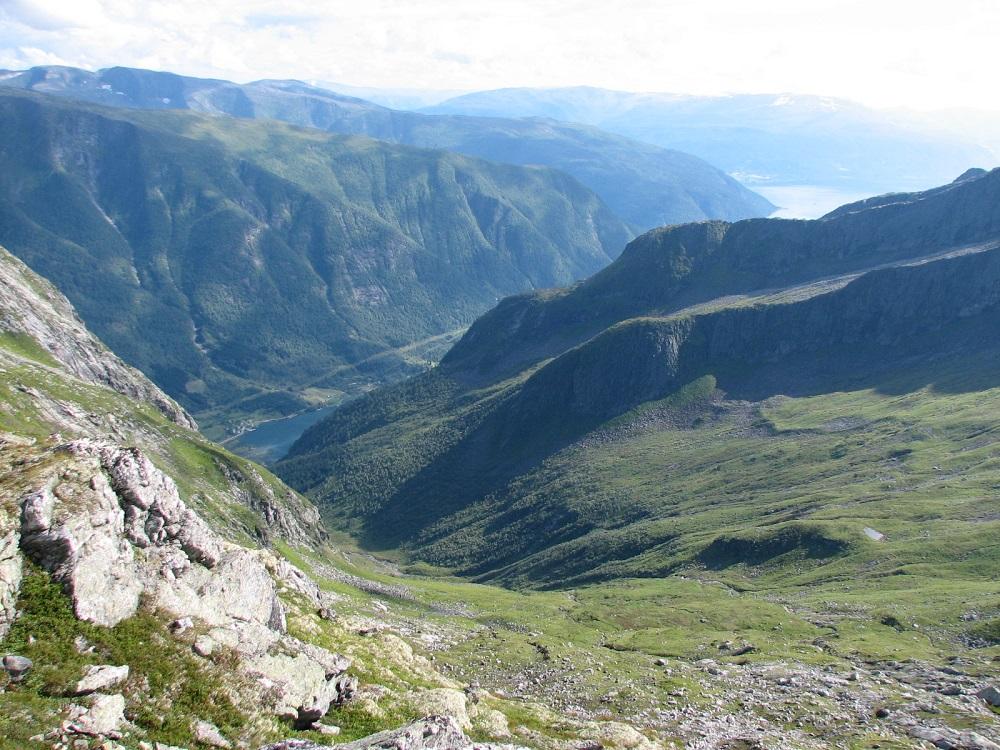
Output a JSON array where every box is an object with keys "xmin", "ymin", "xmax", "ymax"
[
  {"xmin": 72, "ymin": 664, "xmax": 130, "ymax": 695},
  {"xmin": 64, "ymin": 693, "xmax": 127, "ymax": 738},
  {"xmin": 246, "ymin": 650, "xmax": 351, "ymax": 726},
  {"xmin": 405, "ymin": 689, "xmax": 471, "ymax": 730}
]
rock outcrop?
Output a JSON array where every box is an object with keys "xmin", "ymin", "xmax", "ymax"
[
  {"xmin": 9, "ymin": 437, "xmax": 351, "ymax": 727},
  {"xmin": 0, "ymin": 495, "xmax": 22, "ymax": 639}
]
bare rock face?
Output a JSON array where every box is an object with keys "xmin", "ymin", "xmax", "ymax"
[
  {"xmin": 16, "ymin": 440, "xmax": 283, "ymax": 631},
  {"xmin": 12, "ymin": 437, "xmax": 354, "ymax": 727},
  {"xmin": 19, "ymin": 474, "xmax": 143, "ymax": 627},
  {"xmin": 102, "ymin": 446, "xmax": 224, "ymax": 567},
  {"xmin": 0, "ymin": 510, "xmax": 22, "ymax": 639},
  {"xmin": 260, "ymin": 715, "xmax": 530, "ymax": 750},
  {"xmin": 0, "ymin": 245, "xmax": 195, "ymax": 429}
]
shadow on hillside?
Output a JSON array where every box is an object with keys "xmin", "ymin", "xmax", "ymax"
[{"xmin": 359, "ymin": 313, "xmax": 1000, "ymax": 563}]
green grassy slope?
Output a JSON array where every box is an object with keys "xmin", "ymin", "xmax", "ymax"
[{"xmin": 0, "ymin": 89, "xmax": 632, "ymax": 436}]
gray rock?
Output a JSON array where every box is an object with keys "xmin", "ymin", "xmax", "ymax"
[
  {"xmin": 977, "ymin": 685, "xmax": 1000, "ymax": 707},
  {"xmin": 65, "ymin": 693, "xmax": 127, "ymax": 738},
  {"xmin": 170, "ymin": 617, "xmax": 194, "ymax": 634},
  {"xmin": 260, "ymin": 715, "xmax": 529, "ymax": 750},
  {"xmin": 3, "ymin": 653, "xmax": 32, "ymax": 681},
  {"xmin": 73, "ymin": 664, "xmax": 129, "ymax": 695},
  {"xmin": 0, "ymin": 526, "xmax": 21, "ymax": 641},
  {"xmin": 318, "ymin": 606, "xmax": 336, "ymax": 621},
  {"xmin": 335, "ymin": 675, "xmax": 359, "ymax": 705},
  {"xmin": 911, "ymin": 726, "xmax": 1000, "ymax": 750},
  {"xmin": 18, "ymin": 467, "xmax": 143, "ymax": 627},
  {"xmin": 101, "ymin": 447, "xmax": 223, "ymax": 567},
  {"xmin": 193, "ymin": 720, "xmax": 231, "ymax": 748},
  {"xmin": 193, "ymin": 635, "xmax": 215, "ymax": 658}
]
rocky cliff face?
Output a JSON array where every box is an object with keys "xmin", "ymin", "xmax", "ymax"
[{"xmin": 514, "ymin": 242, "xmax": 1000, "ymax": 422}]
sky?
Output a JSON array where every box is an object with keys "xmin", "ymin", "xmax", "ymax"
[{"xmin": 2, "ymin": 0, "xmax": 999, "ymax": 111}]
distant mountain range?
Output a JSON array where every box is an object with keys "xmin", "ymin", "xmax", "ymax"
[
  {"xmin": 0, "ymin": 66, "xmax": 773, "ymax": 230},
  {"xmin": 0, "ymin": 89, "xmax": 634, "ymax": 437},
  {"xmin": 424, "ymin": 86, "xmax": 997, "ymax": 194},
  {"xmin": 278, "ymin": 168, "xmax": 1000, "ymax": 587}
]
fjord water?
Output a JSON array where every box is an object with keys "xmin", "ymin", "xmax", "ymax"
[
  {"xmin": 224, "ymin": 404, "xmax": 339, "ymax": 464},
  {"xmin": 755, "ymin": 184, "xmax": 875, "ymax": 218}
]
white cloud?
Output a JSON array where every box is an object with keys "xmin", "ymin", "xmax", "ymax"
[{"xmin": 0, "ymin": 0, "xmax": 997, "ymax": 111}]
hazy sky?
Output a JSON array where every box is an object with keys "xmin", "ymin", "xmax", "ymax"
[{"xmin": 2, "ymin": 0, "xmax": 998, "ymax": 111}]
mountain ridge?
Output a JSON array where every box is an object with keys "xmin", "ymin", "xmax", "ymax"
[
  {"xmin": 0, "ymin": 65, "xmax": 774, "ymax": 230},
  {"xmin": 424, "ymin": 86, "xmax": 997, "ymax": 193},
  {"xmin": 277, "ymin": 169, "xmax": 1000, "ymax": 587},
  {"xmin": 0, "ymin": 88, "xmax": 632, "ymax": 435}
]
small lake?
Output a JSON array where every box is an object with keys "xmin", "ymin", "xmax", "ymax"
[{"xmin": 226, "ymin": 404, "xmax": 339, "ymax": 465}]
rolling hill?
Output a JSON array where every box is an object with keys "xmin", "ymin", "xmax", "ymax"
[
  {"xmin": 0, "ymin": 66, "xmax": 774, "ymax": 230},
  {"xmin": 0, "ymin": 89, "xmax": 632, "ymax": 437}
]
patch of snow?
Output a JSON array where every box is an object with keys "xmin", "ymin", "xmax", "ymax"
[{"xmin": 863, "ymin": 527, "xmax": 885, "ymax": 542}]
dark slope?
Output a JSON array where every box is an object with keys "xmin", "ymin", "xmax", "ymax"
[
  {"xmin": 0, "ymin": 66, "xmax": 774, "ymax": 230},
  {"xmin": 443, "ymin": 168, "xmax": 1000, "ymax": 382},
  {"xmin": 277, "ymin": 170, "xmax": 1000, "ymax": 584},
  {"xmin": 0, "ymin": 90, "xmax": 631, "ymax": 434}
]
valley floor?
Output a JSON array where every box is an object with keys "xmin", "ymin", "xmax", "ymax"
[{"xmin": 265, "ymin": 536, "xmax": 1000, "ymax": 750}]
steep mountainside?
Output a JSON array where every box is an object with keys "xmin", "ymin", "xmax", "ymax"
[
  {"xmin": 0, "ymin": 66, "xmax": 774, "ymax": 230},
  {"xmin": 0, "ymin": 89, "xmax": 633, "ymax": 436},
  {"xmin": 426, "ymin": 87, "xmax": 996, "ymax": 193},
  {"xmin": 278, "ymin": 170, "xmax": 1000, "ymax": 591}
]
